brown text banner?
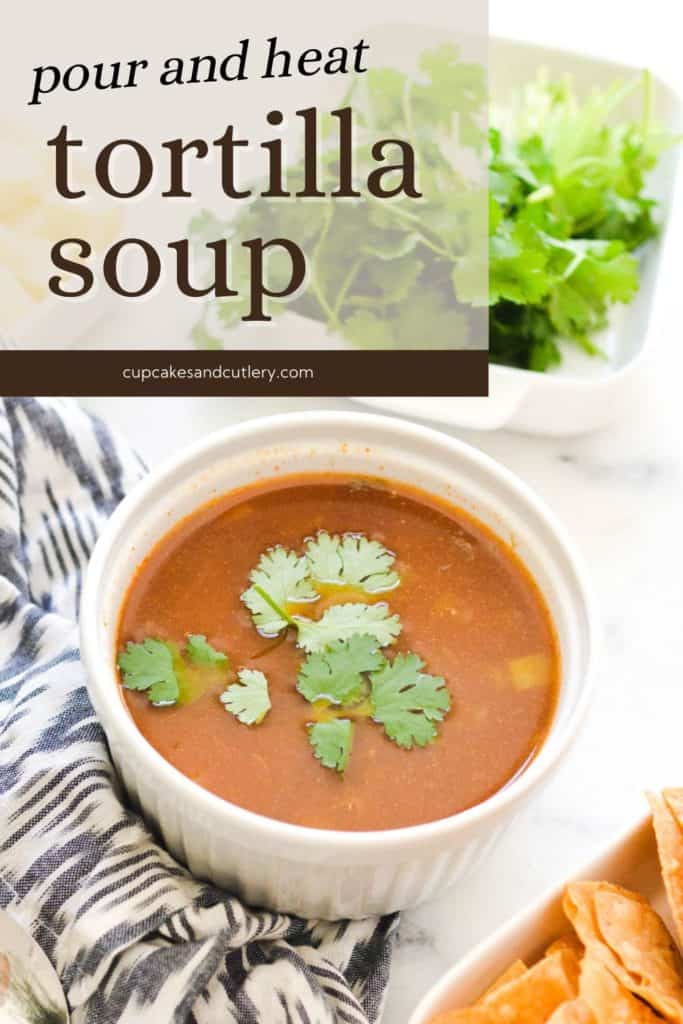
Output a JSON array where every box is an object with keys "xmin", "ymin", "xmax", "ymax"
[{"xmin": 0, "ymin": 351, "xmax": 488, "ymax": 398}]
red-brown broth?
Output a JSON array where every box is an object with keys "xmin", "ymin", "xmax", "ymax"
[{"xmin": 117, "ymin": 474, "xmax": 560, "ymax": 831}]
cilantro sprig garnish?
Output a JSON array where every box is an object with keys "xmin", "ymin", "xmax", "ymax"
[
  {"xmin": 369, "ymin": 653, "xmax": 449, "ymax": 749},
  {"xmin": 308, "ymin": 719, "xmax": 353, "ymax": 773},
  {"xmin": 239, "ymin": 532, "xmax": 450, "ymax": 772},
  {"xmin": 220, "ymin": 669, "xmax": 271, "ymax": 725},
  {"xmin": 118, "ymin": 634, "xmax": 273, "ymax": 726},
  {"xmin": 118, "ymin": 638, "xmax": 180, "ymax": 706},
  {"xmin": 305, "ymin": 532, "xmax": 399, "ymax": 593},
  {"xmin": 119, "ymin": 530, "xmax": 451, "ymax": 777},
  {"xmin": 240, "ymin": 532, "xmax": 402, "ymax": 648},
  {"xmin": 242, "ymin": 547, "xmax": 317, "ymax": 636},
  {"xmin": 118, "ymin": 635, "xmax": 231, "ymax": 706},
  {"xmin": 297, "ymin": 634, "xmax": 384, "ymax": 705},
  {"xmin": 186, "ymin": 634, "xmax": 229, "ymax": 666},
  {"xmin": 296, "ymin": 602, "xmax": 401, "ymax": 654},
  {"xmin": 296, "ymin": 635, "xmax": 451, "ymax": 772}
]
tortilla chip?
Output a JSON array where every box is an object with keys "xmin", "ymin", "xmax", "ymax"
[
  {"xmin": 479, "ymin": 948, "xmax": 580, "ymax": 1022},
  {"xmin": 650, "ymin": 790, "xmax": 683, "ymax": 951},
  {"xmin": 477, "ymin": 960, "xmax": 527, "ymax": 1002},
  {"xmin": 546, "ymin": 1000, "xmax": 595, "ymax": 1023},
  {"xmin": 664, "ymin": 790, "xmax": 683, "ymax": 827},
  {"xmin": 564, "ymin": 881, "xmax": 683, "ymax": 1021},
  {"xmin": 546, "ymin": 935, "xmax": 585, "ymax": 959},
  {"xmin": 580, "ymin": 954, "xmax": 662, "ymax": 1022}
]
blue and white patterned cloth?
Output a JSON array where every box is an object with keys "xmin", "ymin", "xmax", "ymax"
[{"xmin": 0, "ymin": 398, "xmax": 397, "ymax": 1024}]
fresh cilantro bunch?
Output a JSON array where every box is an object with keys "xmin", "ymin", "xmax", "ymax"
[
  {"xmin": 190, "ymin": 44, "xmax": 486, "ymax": 351},
  {"xmin": 486, "ymin": 71, "xmax": 676, "ymax": 370},
  {"xmin": 190, "ymin": 53, "xmax": 675, "ymax": 371}
]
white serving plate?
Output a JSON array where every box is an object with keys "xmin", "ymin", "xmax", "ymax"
[
  {"xmin": 356, "ymin": 38, "xmax": 683, "ymax": 436},
  {"xmin": 409, "ymin": 811, "xmax": 670, "ymax": 1022}
]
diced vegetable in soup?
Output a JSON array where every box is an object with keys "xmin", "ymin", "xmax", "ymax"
[{"xmin": 116, "ymin": 475, "xmax": 560, "ymax": 831}]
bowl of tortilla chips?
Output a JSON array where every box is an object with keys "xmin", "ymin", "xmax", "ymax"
[{"xmin": 410, "ymin": 790, "xmax": 683, "ymax": 1023}]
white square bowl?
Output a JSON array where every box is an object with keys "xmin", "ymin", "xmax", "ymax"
[
  {"xmin": 357, "ymin": 38, "xmax": 683, "ymax": 436},
  {"xmin": 408, "ymin": 812, "xmax": 672, "ymax": 1021}
]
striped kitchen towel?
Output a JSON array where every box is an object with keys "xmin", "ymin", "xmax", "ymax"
[{"xmin": 0, "ymin": 398, "xmax": 398, "ymax": 1024}]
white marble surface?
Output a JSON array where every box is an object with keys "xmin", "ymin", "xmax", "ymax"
[
  {"xmin": 81, "ymin": 344, "xmax": 683, "ymax": 1020},
  {"xmin": 77, "ymin": 3, "xmax": 683, "ymax": 1020}
]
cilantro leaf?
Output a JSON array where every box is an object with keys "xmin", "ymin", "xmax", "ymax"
[
  {"xmin": 117, "ymin": 639, "xmax": 179, "ymax": 706},
  {"xmin": 296, "ymin": 602, "xmax": 401, "ymax": 654},
  {"xmin": 308, "ymin": 719, "xmax": 353, "ymax": 773},
  {"xmin": 547, "ymin": 238, "xmax": 639, "ymax": 345},
  {"xmin": 342, "ymin": 310, "xmax": 395, "ymax": 349},
  {"xmin": 241, "ymin": 546, "xmax": 317, "ymax": 636},
  {"xmin": 489, "ymin": 217, "xmax": 552, "ymax": 306},
  {"xmin": 297, "ymin": 634, "xmax": 385, "ymax": 705},
  {"xmin": 220, "ymin": 669, "xmax": 271, "ymax": 725},
  {"xmin": 370, "ymin": 653, "xmax": 450, "ymax": 749},
  {"xmin": 305, "ymin": 532, "xmax": 399, "ymax": 593},
  {"xmin": 185, "ymin": 634, "xmax": 229, "ymax": 666}
]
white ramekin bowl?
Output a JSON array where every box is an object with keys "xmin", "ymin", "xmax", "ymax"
[{"xmin": 80, "ymin": 411, "xmax": 595, "ymax": 920}]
